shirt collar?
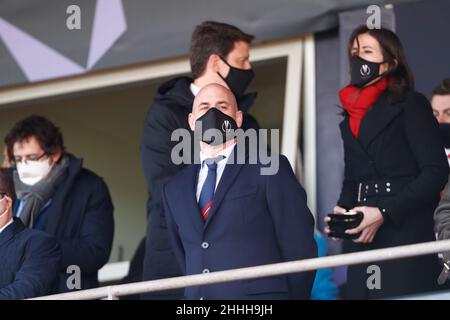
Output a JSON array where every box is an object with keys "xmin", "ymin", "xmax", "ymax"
[
  {"xmin": 200, "ymin": 142, "xmax": 236, "ymax": 169},
  {"xmin": 0, "ymin": 217, "xmax": 14, "ymax": 234},
  {"xmin": 190, "ymin": 82, "xmax": 201, "ymax": 96}
]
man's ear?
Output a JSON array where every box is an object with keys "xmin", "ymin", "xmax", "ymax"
[
  {"xmin": 236, "ymin": 110, "xmax": 243, "ymax": 129},
  {"xmin": 188, "ymin": 113, "xmax": 195, "ymax": 131},
  {"xmin": 209, "ymin": 54, "xmax": 223, "ymax": 73},
  {"xmin": 5, "ymin": 195, "xmax": 13, "ymax": 209},
  {"xmin": 51, "ymin": 148, "xmax": 63, "ymax": 164}
]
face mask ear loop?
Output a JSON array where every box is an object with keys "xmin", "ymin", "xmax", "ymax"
[
  {"xmin": 379, "ymin": 58, "xmax": 397, "ymax": 78},
  {"xmin": 216, "ymin": 56, "xmax": 231, "ymax": 82},
  {"xmin": 219, "ymin": 56, "xmax": 231, "ymax": 67}
]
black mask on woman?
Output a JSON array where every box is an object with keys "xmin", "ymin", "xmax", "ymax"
[
  {"xmin": 196, "ymin": 107, "xmax": 237, "ymax": 146},
  {"xmin": 439, "ymin": 123, "xmax": 450, "ymax": 148},
  {"xmin": 218, "ymin": 57, "xmax": 254, "ymax": 98},
  {"xmin": 350, "ymin": 55, "xmax": 386, "ymax": 88}
]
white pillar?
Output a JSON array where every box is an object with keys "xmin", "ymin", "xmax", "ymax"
[{"xmin": 303, "ymin": 33, "xmax": 317, "ymax": 221}]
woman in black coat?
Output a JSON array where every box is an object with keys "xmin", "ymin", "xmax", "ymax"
[{"xmin": 325, "ymin": 25, "xmax": 449, "ymax": 299}]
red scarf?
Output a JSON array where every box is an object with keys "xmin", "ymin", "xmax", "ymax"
[{"xmin": 339, "ymin": 77, "xmax": 388, "ymax": 137}]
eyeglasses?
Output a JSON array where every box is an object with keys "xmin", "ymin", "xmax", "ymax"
[{"xmin": 13, "ymin": 152, "xmax": 48, "ymax": 166}]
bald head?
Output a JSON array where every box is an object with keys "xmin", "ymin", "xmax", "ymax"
[
  {"xmin": 193, "ymin": 84, "xmax": 237, "ymax": 113},
  {"xmin": 189, "ymin": 83, "xmax": 242, "ymax": 131}
]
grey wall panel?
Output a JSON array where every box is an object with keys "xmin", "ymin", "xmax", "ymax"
[
  {"xmin": 0, "ymin": 0, "xmax": 389, "ymax": 87},
  {"xmin": 395, "ymin": 0, "xmax": 450, "ymax": 97}
]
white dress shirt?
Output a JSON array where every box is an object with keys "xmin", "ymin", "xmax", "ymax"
[
  {"xmin": 190, "ymin": 82, "xmax": 200, "ymax": 96},
  {"xmin": 196, "ymin": 143, "xmax": 236, "ymax": 202},
  {"xmin": 0, "ymin": 217, "xmax": 13, "ymax": 234}
]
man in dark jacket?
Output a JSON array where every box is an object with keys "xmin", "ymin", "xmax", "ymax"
[
  {"xmin": 0, "ymin": 169, "xmax": 61, "ymax": 300},
  {"xmin": 4, "ymin": 115, "xmax": 114, "ymax": 293},
  {"xmin": 141, "ymin": 21, "xmax": 260, "ymax": 299}
]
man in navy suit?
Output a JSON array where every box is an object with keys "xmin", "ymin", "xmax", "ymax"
[
  {"xmin": 162, "ymin": 84, "xmax": 317, "ymax": 300},
  {"xmin": 0, "ymin": 169, "xmax": 61, "ymax": 300}
]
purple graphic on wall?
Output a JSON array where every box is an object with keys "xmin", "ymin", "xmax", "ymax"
[{"xmin": 0, "ymin": 0, "xmax": 126, "ymax": 83}]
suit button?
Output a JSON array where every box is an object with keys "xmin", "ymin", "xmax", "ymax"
[
  {"xmin": 386, "ymin": 182, "xmax": 391, "ymax": 187},
  {"xmin": 202, "ymin": 269, "xmax": 210, "ymax": 274},
  {"xmin": 201, "ymin": 242, "xmax": 209, "ymax": 249},
  {"xmin": 386, "ymin": 188, "xmax": 391, "ymax": 192}
]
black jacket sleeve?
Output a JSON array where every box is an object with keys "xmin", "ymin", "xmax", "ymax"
[
  {"xmin": 337, "ymin": 166, "xmax": 357, "ymax": 211},
  {"xmin": 377, "ymin": 92, "xmax": 449, "ymax": 226},
  {"xmin": 141, "ymin": 103, "xmax": 184, "ymax": 220},
  {"xmin": 265, "ymin": 155, "xmax": 317, "ymax": 299},
  {"xmin": 58, "ymin": 177, "xmax": 114, "ymax": 273},
  {"xmin": 0, "ymin": 234, "xmax": 61, "ymax": 300},
  {"xmin": 337, "ymin": 122, "xmax": 357, "ymax": 210}
]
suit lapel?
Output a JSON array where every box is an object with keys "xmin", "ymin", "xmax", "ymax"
[
  {"xmin": 203, "ymin": 150, "xmax": 244, "ymax": 230},
  {"xmin": 358, "ymin": 92, "xmax": 402, "ymax": 148},
  {"xmin": 186, "ymin": 164, "xmax": 203, "ymax": 234}
]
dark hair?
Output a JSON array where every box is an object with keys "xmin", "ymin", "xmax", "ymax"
[
  {"xmin": 0, "ymin": 168, "xmax": 16, "ymax": 203},
  {"xmin": 432, "ymin": 78, "xmax": 450, "ymax": 96},
  {"xmin": 5, "ymin": 115, "xmax": 65, "ymax": 162},
  {"xmin": 348, "ymin": 25, "xmax": 415, "ymax": 103},
  {"xmin": 190, "ymin": 21, "xmax": 254, "ymax": 79}
]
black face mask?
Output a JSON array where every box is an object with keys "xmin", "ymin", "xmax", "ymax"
[
  {"xmin": 439, "ymin": 123, "xmax": 450, "ymax": 148},
  {"xmin": 195, "ymin": 107, "xmax": 237, "ymax": 146},
  {"xmin": 350, "ymin": 55, "xmax": 386, "ymax": 88},
  {"xmin": 218, "ymin": 57, "xmax": 254, "ymax": 98}
]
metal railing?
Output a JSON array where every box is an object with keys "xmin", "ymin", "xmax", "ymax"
[{"xmin": 30, "ymin": 239, "xmax": 450, "ymax": 300}]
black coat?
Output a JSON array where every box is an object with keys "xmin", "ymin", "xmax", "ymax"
[
  {"xmin": 28, "ymin": 154, "xmax": 115, "ymax": 292},
  {"xmin": 0, "ymin": 218, "xmax": 61, "ymax": 300},
  {"xmin": 337, "ymin": 90, "xmax": 449, "ymax": 299},
  {"xmin": 140, "ymin": 77, "xmax": 260, "ymax": 299}
]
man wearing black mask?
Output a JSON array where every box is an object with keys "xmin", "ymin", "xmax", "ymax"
[
  {"xmin": 162, "ymin": 84, "xmax": 316, "ymax": 300},
  {"xmin": 140, "ymin": 21, "xmax": 260, "ymax": 299},
  {"xmin": 431, "ymin": 78, "xmax": 450, "ymax": 165}
]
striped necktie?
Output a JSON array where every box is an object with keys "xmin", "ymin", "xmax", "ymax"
[{"xmin": 198, "ymin": 156, "xmax": 224, "ymax": 221}]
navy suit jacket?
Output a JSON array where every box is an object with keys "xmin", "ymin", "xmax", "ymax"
[
  {"xmin": 0, "ymin": 218, "xmax": 61, "ymax": 300},
  {"xmin": 162, "ymin": 152, "xmax": 317, "ymax": 300}
]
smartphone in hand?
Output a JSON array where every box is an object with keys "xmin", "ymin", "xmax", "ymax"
[{"xmin": 327, "ymin": 211, "xmax": 364, "ymax": 240}]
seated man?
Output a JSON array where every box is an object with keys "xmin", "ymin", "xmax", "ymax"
[
  {"xmin": 4, "ymin": 115, "xmax": 114, "ymax": 292},
  {"xmin": 162, "ymin": 84, "xmax": 317, "ymax": 300},
  {"xmin": 0, "ymin": 168, "xmax": 61, "ymax": 300}
]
